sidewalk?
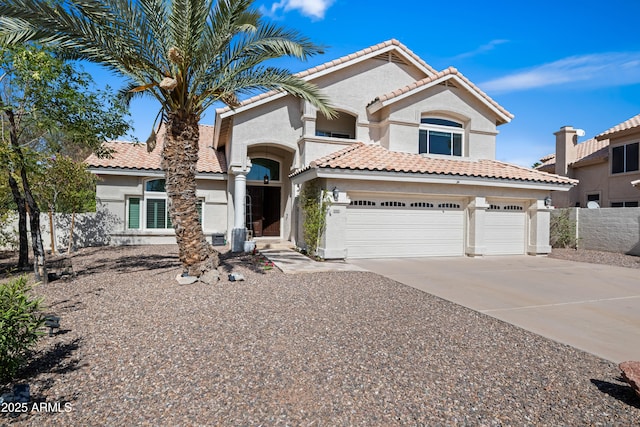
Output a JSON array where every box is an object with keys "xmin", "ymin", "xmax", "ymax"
[{"xmin": 260, "ymin": 248, "xmax": 366, "ymax": 274}]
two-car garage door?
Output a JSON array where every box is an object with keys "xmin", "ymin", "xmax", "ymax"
[
  {"xmin": 346, "ymin": 198, "xmax": 464, "ymax": 258},
  {"xmin": 345, "ymin": 197, "xmax": 527, "ymax": 258}
]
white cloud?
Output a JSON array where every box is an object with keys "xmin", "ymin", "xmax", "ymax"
[
  {"xmin": 454, "ymin": 39, "xmax": 509, "ymax": 59},
  {"xmin": 481, "ymin": 52, "xmax": 640, "ymax": 93},
  {"xmin": 262, "ymin": 0, "xmax": 334, "ymax": 19}
]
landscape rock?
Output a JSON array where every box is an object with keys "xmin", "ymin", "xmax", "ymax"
[
  {"xmin": 228, "ymin": 272, "xmax": 245, "ymax": 282},
  {"xmin": 619, "ymin": 360, "xmax": 640, "ymax": 398},
  {"xmin": 175, "ymin": 273, "xmax": 198, "ymax": 285},
  {"xmin": 199, "ymin": 269, "xmax": 220, "ymax": 285}
]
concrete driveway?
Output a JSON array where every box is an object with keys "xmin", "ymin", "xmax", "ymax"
[{"xmin": 349, "ymin": 256, "xmax": 640, "ymax": 363}]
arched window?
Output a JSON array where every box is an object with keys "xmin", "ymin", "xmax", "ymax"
[
  {"xmin": 247, "ymin": 158, "xmax": 280, "ymax": 182},
  {"xmin": 419, "ymin": 117, "xmax": 464, "ymax": 156}
]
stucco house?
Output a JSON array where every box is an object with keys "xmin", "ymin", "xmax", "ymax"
[
  {"xmin": 86, "ymin": 39, "xmax": 575, "ymax": 258},
  {"xmin": 537, "ymin": 114, "xmax": 640, "ymax": 208}
]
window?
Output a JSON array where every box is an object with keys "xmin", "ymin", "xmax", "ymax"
[
  {"xmin": 127, "ymin": 179, "xmax": 203, "ymax": 230},
  {"xmin": 611, "ymin": 142, "xmax": 639, "ymax": 174},
  {"xmin": 419, "ymin": 117, "xmax": 463, "ymax": 156},
  {"xmin": 128, "ymin": 198, "xmax": 140, "ymax": 229},
  {"xmin": 611, "ymin": 201, "xmax": 639, "ymax": 207},
  {"xmin": 247, "ymin": 158, "xmax": 280, "ymax": 182},
  {"xmin": 380, "ymin": 201, "xmax": 406, "ymax": 207},
  {"xmin": 315, "ymin": 130, "xmax": 351, "ymax": 139}
]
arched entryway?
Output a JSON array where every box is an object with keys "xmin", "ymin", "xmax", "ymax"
[{"xmin": 246, "ymin": 157, "xmax": 281, "ymax": 237}]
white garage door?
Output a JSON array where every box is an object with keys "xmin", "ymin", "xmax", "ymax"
[
  {"xmin": 484, "ymin": 203, "xmax": 526, "ymax": 255},
  {"xmin": 346, "ymin": 199, "xmax": 464, "ymax": 259}
]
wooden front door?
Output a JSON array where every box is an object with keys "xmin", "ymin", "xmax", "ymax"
[{"xmin": 247, "ymin": 186, "xmax": 281, "ymax": 237}]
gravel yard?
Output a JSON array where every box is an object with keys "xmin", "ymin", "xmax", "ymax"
[{"xmin": 2, "ymin": 245, "xmax": 640, "ymax": 425}]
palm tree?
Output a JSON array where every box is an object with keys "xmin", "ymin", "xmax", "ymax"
[{"xmin": 0, "ymin": 0, "xmax": 334, "ymax": 276}]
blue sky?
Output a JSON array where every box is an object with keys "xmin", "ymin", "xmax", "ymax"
[{"xmin": 95, "ymin": 0, "xmax": 640, "ymax": 168}]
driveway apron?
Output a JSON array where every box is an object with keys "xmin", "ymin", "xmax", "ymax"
[{"xmin": 349, "ymin": 256, "xmax": 640, "ymax": 363}]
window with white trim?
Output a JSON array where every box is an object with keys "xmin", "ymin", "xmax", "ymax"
[
  {"xmin": 419, "ymin": 117, "xmax": 463, "ymax": 157},
  {"xmin": 611, "ymin": 142, "xmax": 639, "ymax": 174},
  {"xmin": 127, "ymin": 179, "xmax": 203, "ymax": 230}
]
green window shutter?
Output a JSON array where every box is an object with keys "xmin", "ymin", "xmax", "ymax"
[
  {"xmin": 166, "ymin": 202, "xmax": 173, "ymax": 229},
  {"xmin": 147, "ymin": 199, "xmax": 166, "ymax": 229},
  {"xmin": 128, "ymin": 198, "xmax": 140, "ymax": 229}
]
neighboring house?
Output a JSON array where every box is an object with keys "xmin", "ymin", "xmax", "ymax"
[
  {"xmin": 86, "ymin": 39, "xmax": 575, "ymax": 258},
  {"xmin": 537, "ymin": 114, "xmax": 640, "ymax": 208}
]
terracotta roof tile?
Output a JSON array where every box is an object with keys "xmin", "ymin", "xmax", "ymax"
[
  {"xmin": 293, "ymin": 143, "xmax": 575, "ymax": 185},
  {"xmin": 596, "ymin": 113, "xmax": 640, "ymax": 139},
  {"xmin": 216, "ymin": 39, "xmax": 437, "ymax": 115},
  {"xmin": 373, "ymin": 67, "xmax": 513, "ymax": 120},
  {"xmin": 536, "ymin": 137, "xmax": 609, "ymax": 171},
  {"xmin": 85, "ymin": 125, "xmax": 226, "ymax": 174}
]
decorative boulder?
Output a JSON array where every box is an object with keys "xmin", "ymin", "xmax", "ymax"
[
  {"xmin": 199, "ymin": 269, "xmax": 220, "ymax": 285},
  {"xmin": 619, "ymin": 361, "xmax": 640, "ymax": 399},
  {"xmin": 175, "ymin": 273, "xmax": 198, "ymax": 285}
]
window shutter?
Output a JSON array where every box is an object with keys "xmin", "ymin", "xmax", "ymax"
[{"xmin": 128, "ymin": 198, "xmax": 140, "ymax": 229}]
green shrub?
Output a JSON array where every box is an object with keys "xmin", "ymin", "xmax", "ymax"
[
  {"xmin": 550, "ymin": 208, "xmax": 577, "ymax": 248},
  {"xmin": 299, "ymin": 181, "xmax": 331, "ymax": 257},
  {"xmin": 0, "ymin": 276, "xmax": 45, "ymax": 382}
]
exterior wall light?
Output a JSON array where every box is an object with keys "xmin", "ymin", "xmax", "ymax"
[
  {"xmin": 263, "ymin": 174, "xmax": 269, "ymax": 185},
  {"xmin": 544, "ymin": 196, "xmax": 552, "ymax": 207},
  {"xmin": 332, "ymin": 186, "xmax": 339, "ymax": 201}
]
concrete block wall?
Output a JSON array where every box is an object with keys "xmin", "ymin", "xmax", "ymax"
[{"xmin": 553, "ymin": 207, "xmax": 640, "ymax": 255}]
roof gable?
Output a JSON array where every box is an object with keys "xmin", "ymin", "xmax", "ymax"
[
  {"xmin": 366, "ymin": 67, "xmax": 513, "ymax": 124},
  {"xmin": 85, "ymin": 125, "xmax": 226, "ymax": 174},
  {"xmin": 216, "ymin": 39, "xmax": 436, "ymax": 120}
]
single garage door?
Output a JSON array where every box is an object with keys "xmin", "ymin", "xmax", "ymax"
[
  {"xmin": 346, "ymin": 198, "xmax": 464, "ymax": 258},
  {"xmin": 484, "ymin": 202, "xmax": 526, "ymax": 255}
]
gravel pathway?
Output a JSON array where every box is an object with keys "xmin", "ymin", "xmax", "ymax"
[
  {"xmin": 549, "ymin": 248, "xmax": 640, "ymax": 269},
  {"xmin": 2, "ymin": 245, "xmax": 639, "ymax": 425}
]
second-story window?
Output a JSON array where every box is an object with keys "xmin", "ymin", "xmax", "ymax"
[
  {"xmin": 419, "ymin": 117, "xmax": 463, "ymax": 156},
  {"xmin": 611, "ymin": 142, "xmax": 639, "ymax": 174}
]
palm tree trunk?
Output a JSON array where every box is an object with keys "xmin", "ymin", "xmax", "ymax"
[{"xmin": 162, "ymin": 112, "xmax": 218, "ymax": 276}]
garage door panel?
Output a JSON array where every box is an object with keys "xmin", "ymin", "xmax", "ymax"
[
  {"xmin": 346, "ymin": 205, "xmax": 464, "ymax": 258},
  {"xmin": 485, "ymin": 203, "xmax": 526, "ymax": 255}
]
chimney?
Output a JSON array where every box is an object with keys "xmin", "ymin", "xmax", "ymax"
[{"xmin": 554, "ymin": 126, "xmax": 578, "ymax": 176}]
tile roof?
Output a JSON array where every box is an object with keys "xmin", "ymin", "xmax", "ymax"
[
  {"xmin": 371, "ymin": 67, "xmax": 513, "ymax": 121},
  {"xmin": 216, "ymin": 39, "xmax": 437, "ymax": 115},
  {"xmin": 537, "ymin": 137, "xmax": 609, "ymax": 172},
  {"xmin": 292, "ymin": 142, "xmax": 575, "ymax": 185},
  {"xmin": 596, "ymin": 113, "xmax": 640, "ymax": 140},
  {"xmin": 85, "ymin": 125, "xmax": 226, "ymax": 174}
]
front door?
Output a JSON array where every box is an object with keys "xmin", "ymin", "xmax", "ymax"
[{"xmin": 247, "ymin": 186, "xmax": 281, "ymax": 237}]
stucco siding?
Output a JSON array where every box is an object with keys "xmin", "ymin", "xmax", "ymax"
[
  {"xmin": 313, "ymin": 58, "xmax": 427, "ymax": 119},
  {"xmin": 385, "ymin": 86, "xmax": 498, "ymax": 159},
  {"xmin": 229, "ymin": 96, "xmax": 302, "ymax": 166},
  {"xmin": 95, "ymin": 174, "xmax": 228, "ymax": 240}
]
